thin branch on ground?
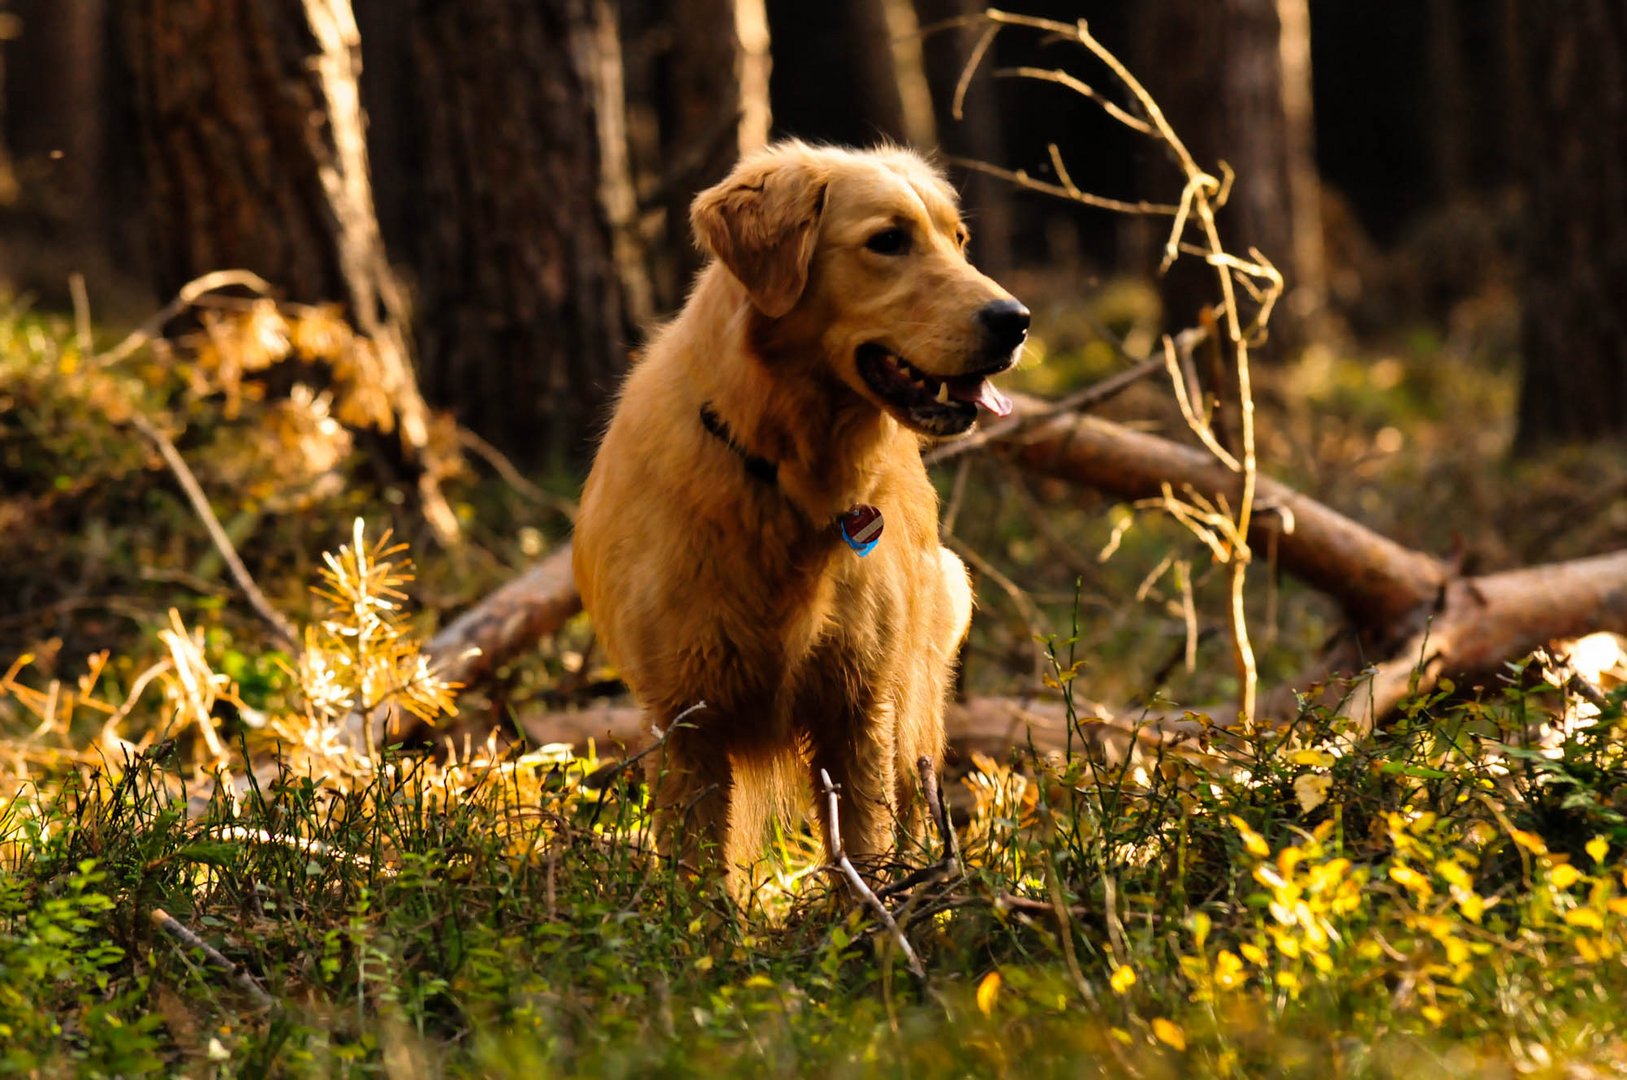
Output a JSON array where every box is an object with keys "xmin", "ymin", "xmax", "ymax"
[
  {"xmin": 128, "ymin": 413, "xmax": 300, "ymax": 652},
  {"xmin": 458, "ymin": 427, "xmax": 580, "ymax": 521},
  {"xmin": 917, "ymin": 755, "xmax": 959, "ymax": 869},
  {"xmin": 150, "ymin": 907, "xmax": 274, "ymax": 1008}
]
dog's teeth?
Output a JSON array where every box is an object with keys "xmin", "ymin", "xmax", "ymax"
[{"xmin": 935, "ymin": 381, "xmax": 950, "ymax": 404}]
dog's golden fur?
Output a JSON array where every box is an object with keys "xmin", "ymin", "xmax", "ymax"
[{"xmin": 573, "ymin": 141, "xmax": 1023, "ymax": 881}]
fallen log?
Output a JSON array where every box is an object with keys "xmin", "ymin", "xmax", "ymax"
[
  {"xmin": 508, "ymin": 694, "xmax": 1229, "ymax": 769},
  {"xmin": 998, "ymin": 393, "xmax": 1447, "ymax": 632},
  {"xmin": 1337, "ymin": 549, "xmax": 1627, "ymax": 734},
  {"xmin": 416, "ymin": 391, "xmax": 1627, "ymax": 752}
]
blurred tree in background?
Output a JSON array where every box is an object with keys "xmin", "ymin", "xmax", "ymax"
[
  {"xmin": 1132, "ymin": 0, "xmax": 1324, "ymax": 346},
  {"xmin": 1512, "ymin": 0, "xmax": 1627, "ymax": 448},
  {"xmin": 355, "ymin": 0, "xmax": 641, "ymax": 464}
]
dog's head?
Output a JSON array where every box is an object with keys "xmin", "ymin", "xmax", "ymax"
[{"xmin": 692, "ymin": 142, "xmax": 1027, "ymax": 437}]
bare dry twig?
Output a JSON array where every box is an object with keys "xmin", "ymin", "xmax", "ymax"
[
  {"xmin": 818, "ymin": 768, "xmax": 926, "ymax": 982},
  {"xmin": 128, "ymin": 413, "xmax": 300, "ymax": 653},
  {"xmin": 949, "ymin": 9, "xmax": 1286, "ymax": 729},
  {"xmin": 150, "ymin": 907, "xmax": 274, "ymax": 1008}
]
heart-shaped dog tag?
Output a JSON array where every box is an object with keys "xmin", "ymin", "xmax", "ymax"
[{"xmin": 839, "ymin": 504, "xmax": 884, "ymax": 557}]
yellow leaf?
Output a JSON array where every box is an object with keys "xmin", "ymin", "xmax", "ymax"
[
  {"xmin": 1110, "ymin": 964, "xmax": 1137, "ymax": 996},
  {"xmin": 1189, "ymin": 911, "xmax": 1212, "ymax": 950},
  {"xmin": 976, "ymin": 971, "xmax": 1002, "ymax": 1016},
  {"xmin": 1510, "ymin": 829, "xmax": 1549, "ymax": 856},
  {"xmin": 1294, "ymin": 773, "xmax": 1332, "ymax": 814},
  {"xmin": 1288, "ymin": 748, "xmax": 1335, "ymax": 767},
  {"xmin": 1151, "ymin": 1018, "xmax": 1187, "ymax": 1051},
  {"xmin": 1549, "ymin": 864, "xmax": 1582, "ymax": 890},
  {"xmin": 1229, "ymin": 816, "xmax": 1270, "ymax": 858},
  {"xmin": 1565, "ymin": 909, "xmax": 1605, "ymax": 931},
  {"xmin": 1435, "ymin": 860, "xmax": 1470, "ymax": 889}
]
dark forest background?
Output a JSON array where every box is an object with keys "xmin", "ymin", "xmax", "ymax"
[{"xmin": 3, "ymin": 0, "xmax": 1623, "ymax": 465}]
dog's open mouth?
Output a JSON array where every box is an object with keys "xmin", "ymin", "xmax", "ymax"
[{"xmin": 856, "ymin": 344, "xmax": 1014, "ymax": 436}]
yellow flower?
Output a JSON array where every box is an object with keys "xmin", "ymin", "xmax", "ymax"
[
  {"xmin": 1587, "ymin": 837, "xmax": 1609, "ymax": 865},
  {"xmin": 1549, "ymin": 863, "xmax": 1582, "ymax": 890},
  {"xmin": 1151, "ymin": 1018, "xmax": 1187, "ymax": 1051},
  {"xmin": 1214, "ymin": 950, "xmax": 1246, "ymax": 991},
  {"xmin": 976, "ymin": 971, "xmax": 1002, "ymax": 1016},
  {"xmin": 1565, "ymin": 909, "xmax": 1605, "ymax": 931},
  {"xmin": 1110, "ymin": 964, "xmax": 1137, "ymax": 996}
]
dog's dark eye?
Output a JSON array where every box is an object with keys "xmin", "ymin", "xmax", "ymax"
[{"xmin": 865, "ymin": 228, "xmax": 911, "ymax": 256}]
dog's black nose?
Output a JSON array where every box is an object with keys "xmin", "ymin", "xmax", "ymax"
[{"xmin": 978, "ymin": 299, "xmax": 1031, "ymax": 353}]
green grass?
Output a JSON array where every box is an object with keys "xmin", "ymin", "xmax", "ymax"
[{"xmin": 5, "ymin": 607, "xmax": 1627, "ymax": 1076}]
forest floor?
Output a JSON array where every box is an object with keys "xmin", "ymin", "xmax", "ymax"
[{"xmin": 4, "ymin": 284, "xmax": 1627, "ymax": 1077}]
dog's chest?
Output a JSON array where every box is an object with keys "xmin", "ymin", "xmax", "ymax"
[{"xmin": 686, "ymin": 536, "xmax": 908, "ymax": 716}]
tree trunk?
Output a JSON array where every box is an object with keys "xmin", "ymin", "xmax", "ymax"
[
  {"xmin": 397, "ymin": 0, "xmax": 643, "ymax": 464},
  {"xmin": 1132, "ymin": 0, "xmax": 1324, "ymax": 343},
  {"xmin": 124, "ymin": 0, "xmax": 458, "ymax": 542},
  {"xmin": 913, "ymin": 0, "xmax": 1014, "ymax": 275},
  {"xmin": 1513, "ymin": 0, "xmax": 1627, "ymax": 448},
  {"xmin": 764, "ymin": 0, "xmax": 907, "ymax": 146},
  {"xmin": 619, "ymin": 0, "xmax": 770, "ymax": 314},
  {"xmin": 0, "ymin": 0, "xmax": 136, "ymax": 302}
]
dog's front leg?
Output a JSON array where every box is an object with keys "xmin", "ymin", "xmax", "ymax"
[
  {"xmin": 807, "ymin": 702, "xmax": 898, "ymax": 868},
  {"xmin": 645, "ymin": 727, "xmax": 733, "ymax": 873}
]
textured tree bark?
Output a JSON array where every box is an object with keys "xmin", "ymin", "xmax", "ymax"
[
  {"xmin": 124, "ymin": 0, "xmax": 457, "ymax": 541},
  {"xmin": 1131, "ymin": 0, "xmax": 1324, "ymax": 344},
  {"xmin": 1513, "ymin": 0, "xmax": 1627, "ymax": 448},
  {"xmin": 396, "ymin": 0, "xmax": 642, "ymax": 464}
]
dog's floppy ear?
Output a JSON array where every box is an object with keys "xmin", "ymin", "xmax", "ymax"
[{"xmin": 691, "ymin": 152, "xmax": 829, "ymax": 318}]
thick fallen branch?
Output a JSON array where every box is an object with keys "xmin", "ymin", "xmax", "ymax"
[
  {"xmin": 425, "ymin": 544, "xmax": 580, "ymax": 687},
  {"xmin": 999, "ymin": 393, "xmax": 1447, "ymax": 631},
  {"xmin": 1338, "ymin": 549, "xmax": 1627, "ymax": 734},
  {"xmin": 512, "ymin": 695, "xmax": 1227, "ymax": 768}
]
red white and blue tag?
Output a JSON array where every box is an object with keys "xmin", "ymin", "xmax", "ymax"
[{"xmin": 839, "ymin": 505, "xmax": 884, "ymax": 557}]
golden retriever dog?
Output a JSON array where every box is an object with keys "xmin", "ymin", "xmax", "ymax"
[{"xmin": 573, "ymin": 141, "xmax": 1028, "ymax": 884}]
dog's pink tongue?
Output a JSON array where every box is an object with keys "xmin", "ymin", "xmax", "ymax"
[{"xmin": 951, "ymin": 378, "xmax": 1013, "ymax": 417}]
